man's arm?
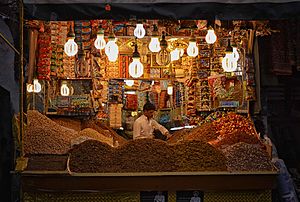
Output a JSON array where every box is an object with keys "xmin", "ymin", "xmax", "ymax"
[
  {"xmin": 133, "ymin": 120, "xmax": 141, "ymax": 139},
  {"xmin": 152, "ymin": 120, "xmax": 170, "ymax": 138}
]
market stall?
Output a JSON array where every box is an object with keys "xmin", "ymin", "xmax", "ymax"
[{"xmin": 15, "ymin": 1, "xmax": 286, "ymax": 201}]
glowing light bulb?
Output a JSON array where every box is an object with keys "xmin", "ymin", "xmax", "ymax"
[
  {"xmin": 26, "ymin": 83, "xmax": 34, "ymax": 93},
  {"xmin": 134, "ymin": 23, "xmax": 146, "ymax": 39},
  {"xmin": 129, "ymin": 58, "xmax": 144, "ymax": 78},
  {"xmin": 171, "ymin": 48, "xmax": 180, "ymax": 61},
  {"xmin": 205, "ymin": 27, "xmax": 217, "ymax": 44},
  {"xmin": 94, "ymin": 28, "xmax": 106, "ymax": 50},
  {"xmin": 187, "ymin": 40, "xmax": 198, "ymax": 57},
  {"xmin": 64, "ymin": 38, "xmax": 78, "ymax": 56},
  {"xmin": 167, "ymin": 85, "xmax": 173, "ymax": 95},
  {"xmin": 125, "ymin": 80, "xmax": 134, "ymax": 87},
  {"xmin": 60, "ymin": 81, "xmax": 70, "ymax": 96},
  {"xmin": 33, "ymin": 79, "xmax": 41, "ymax": 93},
  {"xmin": 222, "ymin": 53, "xmax": 237, "ymax": 72},
  {"xmin": 105, "ymin": 37, "xmax": 119, "ymax": 62},
  {"xmin": 232, "ymin": 47, "xmax": 240, "ymax": 61},
  {"xmin": 178, "ymin": 48, "xmax": 185, "ymax": 57},
  {"xmin": 149, "ymin": 37, "xmax": 161, "ymax": 52}
]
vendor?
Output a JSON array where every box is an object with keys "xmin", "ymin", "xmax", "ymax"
[{"xmin": 133, "ymin": 102, "xmax": 170, "ymax": 140}]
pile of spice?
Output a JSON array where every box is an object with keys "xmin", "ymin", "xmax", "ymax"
[
  {"xmin": 172, "ymin": 140, "xmax": 227, "ymax": 172},
  {"xmin": 74, "ymin": 128, "xmax": 114, "ymax": 147},
  {"xmin": 222, "ymin": 142, "xmax": 275, "ymax": 172},
  {"xmin": 69, "ymin": 140, "xmax": 115, "ymax": 173}
]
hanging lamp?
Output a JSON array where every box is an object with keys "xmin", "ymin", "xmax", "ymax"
[
  {"xmin": 129, "ymin": 42, "xmax": 144, "ymax": 78},
  {"xmin": 149, "ymin": 24, "xmax": 161, "ymax": 53},
  {"xmin": 187, "ymin": 31, "xmax": 198, "ymax": 57},
  {"xmin": 156, "ymin": 31, "xmax": 170, "ymax": 66},
  {"xmin": 205, "ymin": 26, "xmax": 217, "ymax": 44},
  {"xmin": 60, "ymin": 81, "xmax": 70, "ymax": 96},
  {"xmin": 94, "ymin": 25, "xmax": 106, "ymax": 50},
  {"xmin": 64, "ymin": 22, "xmax": 78, "ymax": 56},
  {"xmin": 222, "ymin": 39, "xmax": 237, "ymax": 72}
]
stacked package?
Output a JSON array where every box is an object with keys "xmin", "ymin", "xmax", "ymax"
[
  {"xmin": 109, "ymin": 104, "xmax": 123, "ymax": 128},
  {"xmin": 37, "ymin": 23, "xmax": 52, "ymax": 80}
]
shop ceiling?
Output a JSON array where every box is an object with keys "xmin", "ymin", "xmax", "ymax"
[{"xmin": 23, "ymin": 0, "xmax": 300, "ymax": 21}]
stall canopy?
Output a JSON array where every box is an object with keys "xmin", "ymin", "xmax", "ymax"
[{"xmin": 23, "ymin": 0, "xmax": 300, "ymax": 21}]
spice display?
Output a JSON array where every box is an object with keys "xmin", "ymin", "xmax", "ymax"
[
  {"xmin": 69, "ymin": 138, "xmax": 228, "ymax": 173},
  {"xmin": 222, "ymin": 142, "xmax": 275, "ymax": 172},
  {"xmin": 69, "ymin": 140, "xmax": 115, "ymax": 173},
  {"xmin": 172, "ymin": 140, "xmax": 227, "ymax": 172},
  {"xmin": 25, "ymin": 155, "xmax": 68, "ymax": 171},
  {"xmin": 25, "ymin": 110, "xmax": 78, "ymax": 154},
  {"xmin": 212, "ymin": 130, "xmax": 264, "ymax": 149},
  {"xmin": 212, "ymin": 112, "xmax": 257, "ymax": 137}
]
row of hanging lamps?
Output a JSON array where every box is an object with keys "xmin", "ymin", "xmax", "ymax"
[
  {"xmin": 156, "ymin": 32, "xmax": 170, "ymax": 66},
  {"xmin": 222, "ymin": 39, "xmax": 238, "ymax": 72},
  {"xmin": 149, "ymin": 24, "xmax": 161, "ymax": 53},
  {"xmin": 64, "ymin": 23, "xmax": 78, "ymax": 56},
  {"xmin": 60, "ymin": 81, "xmax": 70, "ymax": 96},
  {"xmin": 134, "ymin": 23, "xmax": 146, "ymax": 39},
  {"xmin": 187, "ymin": 31, "xmax": 198, "ymax": 57},
  {"xmin": 205, "ymin": 26, "xmax": 217, "ymax": 44},
  {"xmin": 129, "ymin": 42, "xmax": 144, "ymax": 78},
  {"xmin": 27, "ymin": 79, "xmax": 42, "ymax": 93},
  {"xmin": 94, "ymin": 25, "xmax": 106, "ymax": 50}
]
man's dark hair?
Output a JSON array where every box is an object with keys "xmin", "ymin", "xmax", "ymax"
[{"xmin": 143, "ymin": 102, "xmax": 156, "ymax": 111}]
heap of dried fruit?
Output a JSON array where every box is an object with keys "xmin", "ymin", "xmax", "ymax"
[
  {"xmin": 213, "ymin": 112, "xmax": 257, "ymax": 137},
  {"xmin": 212, "ymin": 130, "xmax": 264, "ymax": 149}
]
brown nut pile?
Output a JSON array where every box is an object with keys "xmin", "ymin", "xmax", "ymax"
[
  {"xmin": 82, "ymin": 119, "xmax": 127, "ymax": 146},
  {"xmin": 114, "ymin": 139, "xmax": 176, "ymax": 172},
  {"xmin": 52, "ymin": 117, "xmax": 82, "ymax": 131},
  {"xmin": 75, "ymin": 128, "xmax": 114, "ymax": 147},
  {"xmin": 172, "ymin": 140, "xmax": 227, "ymax": 172},
  {"xmin": 69, "ymin": 138, "xmax": 228, "ymax": 173},
  {"xmin": 25, "ymin": 110, "xmax": 78, "ymax": 154},
  {"xmin": 167, "ymin": 129, "xmax": 191, "ymax": 144},
  {"xmin": 185, "ymin": 122, "xmax": 218, "ymax": 142},
  {"xmin": 69, "ymin": 140, "xmax": 115, "ymax": 173},
  {"xmin": 222, "ymin": 142, "xmax": 275, "ymax": 172}
]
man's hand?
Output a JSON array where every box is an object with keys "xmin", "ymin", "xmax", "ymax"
[{"xmin": 165, "ymin": 131, "xmax": 171, "ymax": 139}]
